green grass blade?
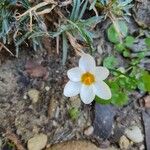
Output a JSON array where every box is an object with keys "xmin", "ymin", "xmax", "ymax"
[
  {"xmin": 80, "ymin": 16, "xmax": 103, "ymax": 27},
  {"xmin": 89, "ymin": 0, "xmax": 97, "ymax": 10},
  {"xmin": 74, "ymin": 0, "xmax": 81, "ymax": 21},
  {"xmin": 78, "ymin": 0, "xmax": 88, "ymax": 19},
  {"xmin": 70, "ymin": 0, "xmax": 77, "ymax": 20}
]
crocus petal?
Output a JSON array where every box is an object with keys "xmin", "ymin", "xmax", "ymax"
[
  {"xmin": 95, "ymin": 66, "xmax": 109, "ymax": 81},
  {"xmin": 80, "ymin": 85, "xmax": 95, "ymax": 104},
  {"xmin": 64, "ymin": 81, "xmax": 81, "ymax": 97},
  {"xmin": 93, "ymin": 81, "xmax": 112, "ymax": 100},
  {"xmin": 79, "ymin": 54, "xmax": 96, "ymax": 72},
  {"xmin": 67, "ymin": 67, "xmax": 82, "ymax": 82}
]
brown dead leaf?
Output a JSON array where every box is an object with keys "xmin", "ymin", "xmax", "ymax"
[
  {"xmin": 25, "ymin": 60, "xmax": 49, "ymax": 79},
  {"xmin": 42, "ymin": 37, "xmax": 52, "ymax": 55},
  {"xmin": 66, "ymin": 32, "xmax": 84, "ymax": 56},
  {"xmin": 144, "ymin": 95, "xmax": 150, "ymax": 108},
  {"xmin": 5, "ymin": 129, "xmax": 25, "ymax": 150}
]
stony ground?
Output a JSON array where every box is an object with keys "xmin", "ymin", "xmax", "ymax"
[{"xmin": 0, "ymin": 0, "xmax": 150, "ymax": 150}]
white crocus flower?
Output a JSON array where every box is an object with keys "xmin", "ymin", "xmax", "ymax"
[{"xmin": 63, "ymin": 54, "xmax": 112, "ymax": 104}]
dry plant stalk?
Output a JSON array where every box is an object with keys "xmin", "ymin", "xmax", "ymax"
[
  {"xmin": 5, "ymin": 129, "xmax": 25, "ymax": 150},
  {"xmin": 16, "ymin": 1, "xmax": 57, "ymax": 19},
  {"xmin": 108, "ymin": 11, "xmax": 123, "ymax": 43},
  {"xmin": 59, "ymin": 0, "xmax": 72, "ymax": 7},
  {"xmin": 66, "ymin": 32, "xmax": 84, "ymax": 56},
  {"xmin": 16, "ymin": 1, "xmax": 57, "ymax": 32},
  {"xmin": 0, "ymin": 42, "xmax": 14, "ymax": 56},
  {"xmin": 88, "ymin": 0, "xmax": 99, "ymax": 16}
]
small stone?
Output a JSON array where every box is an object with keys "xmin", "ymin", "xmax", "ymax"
[
  {"xmin": 100, "ymin": 140, "xmax": 110, "ymax": 149},
  {"xmin": 46, "ymin": 140, "xmax": 100, "ymax": 150},
  {"xmin": 78, "ymin": 114, "xmax": 87, "ymax": 129},
  {"xmin": 45, "ymin": 86, "xmax": 50, "ymax": 91},
  {"xmin": 139, "ymin": 144, "xmax": 145, "ymax": 150},
  {"xmin": 70, "ymin": 96, "xmax": 81, "ymax": 109},
  {"xmin": 144, "ymin": 95, "xmax": 150, "ymax": 108},
  {"xmin": 119, "ymin": 135, "xmax": 130, "ymax": 149},
  {"xmin": 28, "ymin": 89, "xmax": 40, "ymax": 103},
  {"xmin": 96, "ymin": 57, "xmax": 102, "ymax": 66},
  {"xmin": 23, "ymin": 94, "xmax": 28, "ymax": 100},
  {"xmin": 125, "ymin": 126, "xmax": 144, "ymax": 143},
  {"xmin": 84, "ymin": 126, "xmax": 94, "ymax": 136},
  {"xmin": 27, "ymin": 133, "xmax": 47, "ymax": 150}
]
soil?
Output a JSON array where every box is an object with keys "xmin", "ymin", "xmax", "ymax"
[{"xmin": 0, "ymin": 1, "xmax": 150, "ymax": 150}]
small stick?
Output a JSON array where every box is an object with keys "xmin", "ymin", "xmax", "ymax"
[
  {"xmin": 0, "ymin": 42, "xmax": 14, "ymax": 56},
  {"xmin": 5, "ymin": 129, "xmax": 25, "ymax": 150}
]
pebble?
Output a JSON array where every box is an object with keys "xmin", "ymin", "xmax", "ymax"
[
  {"xmin": 27, "ymin": 133, "xmax": 48, "ymax": 150},
  {"xmin": 139, "ymin": 144, "xmax": 145, "ymax": 150},
  {"xmin": 45, "ymin": 86, "xmax": 50, "ymax": 91},
  {"xmin": 28, "ymin": 89, "xmax": 40, "ymax": 103},
  {"xmin": 144, "ymin": 95, "xmax": 150, "ymax": 108},
  {"xmin": 125, "ymin": 126, "xmax": 144, "ymax": 143},
  {"xmin": 119, "ymin": 135, "xmax": 130, "ymax": 149},
  {"xmin": 23, "ymin": 94, "xmax": 28, "ymax": 100},
  {"xmin": 84, "ymin": 126, "xmax": 94, "ymax": 136}
]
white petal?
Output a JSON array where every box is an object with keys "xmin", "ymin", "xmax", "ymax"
[
  {"xmin": 80, "ymin": 85, "xmax": 95, "ymax": 104},
  {"xmin": 67, "ymin": 67, "xmax": 82, "ymax": 82},
  {"xmin": 79, "ymin": 54, "xmax": 96, "ymax": 72},
  {"xmin": 64, "ymin": 81, "xmax": 81, "ymax": 97},
  {"xmin": 93, "ymin": 81, "xmax": 112, "ymax": 100},
  {"xmin": 95, "ymin": 67, "xmax": 109, "ymax": 81}
]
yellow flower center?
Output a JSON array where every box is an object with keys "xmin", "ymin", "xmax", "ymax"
[{"xmin": 81, "ymin": 72, "xmax": 95, "ymax": 85}]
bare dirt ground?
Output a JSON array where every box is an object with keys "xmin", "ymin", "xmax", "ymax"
[{"xmin": 0, "ymin": 1, "xmax": 150, "ymax": 149}]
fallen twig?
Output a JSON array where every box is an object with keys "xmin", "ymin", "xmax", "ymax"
[
  {"xmin": 66, "ymin": 32, "xmax": 85, "ymax": 56},
  {"xmin": 0, "ymin": 42, "xmax": 14, "ymax": 56},
  {"xmin": 5, "ymin": 129, "xmax": 25, "ymax": 150}
]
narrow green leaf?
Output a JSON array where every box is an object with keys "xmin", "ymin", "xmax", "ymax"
[
  {"xmin": 70, "ymin": 0, "xmax": 77, "ymax": 20},
  {"xmin": 89, "ymin": 0, "xmax": 97, "ymax": 10},
  {"xmin": 79, "ymin": 0, "xmax": 88, "ymax": 19},
  {"xmin": 74, "ymin": 0, "xmax": 81, "ymax": 21},
  {"xmin": 80, "ymin": 16, "xmax": 103, "ymax": 27}
]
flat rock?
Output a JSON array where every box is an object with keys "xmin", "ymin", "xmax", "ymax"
[
  {"xmin": 125, "ymin": 126, "xmax": 144, "ymax": 143},
  {"xmin": 142, "ymin": 110, "xmax": 150, "ymax": 150},
  {"xmin": 134, "ymin": 0, "xmax": 150, "ymax": 28},
  {"xmin": 46, "ymin": 140, "xmax": 118, "ymax": 150},
  {"xmin": 27, "ymin": 133, "xmax": 47, "ymax": 150},
  {"xmin": 84, "ymin": 126, "xmax": 94, "ymax": 136},
  {"xmin": 93, "ymin": 104, "xmax": 116, "ymax": 139}
]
